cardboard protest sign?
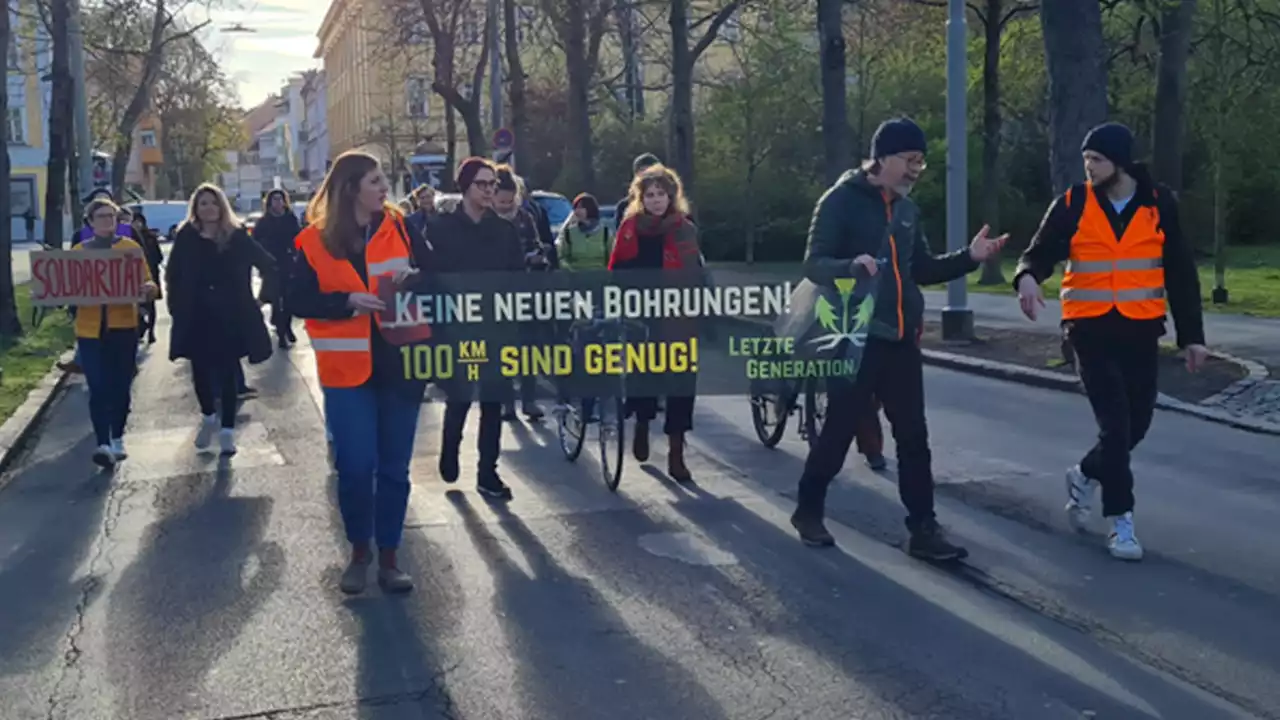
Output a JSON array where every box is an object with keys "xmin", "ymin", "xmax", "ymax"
[{"xmin": 29, "ymin": 249, "xmax": 149, "ymax": 307}]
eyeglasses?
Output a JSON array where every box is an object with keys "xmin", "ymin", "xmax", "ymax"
[
  {"xmin": 897, "ymin": 154, "xmax": 928, "ymax": 170},
  {"xmin": 472, "ymin": 179, "xmax": 497, "ymax": 190}
]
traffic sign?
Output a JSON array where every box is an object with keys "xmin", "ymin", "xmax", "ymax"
[{"xmin": 492, "ymin": 127, "xmax": 514, "ymax": 150}]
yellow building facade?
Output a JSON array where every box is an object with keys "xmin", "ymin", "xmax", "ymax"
[{"xmin": 7, "ymin": 0, "xmax": 52, "ymax": 241}]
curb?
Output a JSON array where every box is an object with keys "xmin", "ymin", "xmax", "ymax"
[
  {"xmin": 716, "ymin": 316, "xmax": 1280, "ymax": 437},
  {"xmin": 0, "ymin": 350, "xmax": 74, "ymax": 492}
]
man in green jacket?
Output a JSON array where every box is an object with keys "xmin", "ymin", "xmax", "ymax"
[{"xmin": 789, "ymin": 117, "xmax": 1007, "ymax": 560}]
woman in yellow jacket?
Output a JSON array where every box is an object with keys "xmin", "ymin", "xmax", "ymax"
[{"xmin": 76, "ymin": 198, "xmax": 158, "ymax": 468}]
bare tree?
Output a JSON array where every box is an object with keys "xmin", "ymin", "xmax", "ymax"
[
  {"xmin": 540, "ymin": 0, "xmax": 610, "ymax": 192},
  {"xmin": 43, "ymin": 0, "xmax": 73, "ymax": 247},
  {"xmin": 1150, "ymin": 0, "xmax": 1196, "ymax": 192},
  {"xmin": 669, "ymin": 0, "xmax": 743, "ymax": 196},
  {"xmin": 151, "ymin": 35, "xmax": 238, "ymax": 197},
  {"xmin": 416, "ymin": 0, "xmax": 492, "ymax": 157},
  {"xmin": 503, "ymin": 0, "xmax": 531, "ymax": 172},
  {"xmin": 1040, "ymin": 0, "xmax": 1107, "ymax": 193},
  {"xmin": 0, "ymin": 5, "xmax": 21, "ymax": 336},
  {"xmin": 817, "ymin": 0, "xmax": 845, "ymax": 184}
]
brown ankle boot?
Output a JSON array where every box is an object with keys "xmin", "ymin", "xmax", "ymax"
[
  {"xmin": 667, "ymin": 433, "xmax": 693, "ymax": 483},
  {"xmin": 633, "ymin": 420, "xmax": 651, "ymax": 462}
]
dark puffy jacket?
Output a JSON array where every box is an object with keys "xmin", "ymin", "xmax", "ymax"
[{"xmin": 801, "ymin": 169, "xmax": 977, "ymax": 342}]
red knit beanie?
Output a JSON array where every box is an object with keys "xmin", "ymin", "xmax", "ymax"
[{"xmin": 456, "ymin": 157, "xmax": 493, "ymax": 192}]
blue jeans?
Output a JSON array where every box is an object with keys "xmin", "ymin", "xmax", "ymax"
[
  {"xmin": 323, "ymin": 382, "xmax": 422, "ymax": 549},
  {"xmin": 79, "ymin": 330, "xmax": 138, "ymax": 446}
]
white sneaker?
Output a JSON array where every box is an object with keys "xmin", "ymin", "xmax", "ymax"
[
  {"xmin": 110, "ymin": 437, "xmax": 127, "ymax": 460},
  {"xmin": 219, "ymin": 428, "xmax": 237, "ymax": 456},
  {"xmin": 1108, "ymin": 512, "xmax": 1144, "ymax": 561},
  {"xmin": 194, "ymin": 414, "xmax": 218, "ymax": 450},
  {"xmin": 1064, "ymin": 465, "xmax": 1097, "ymax": 532},
  {"xmin": 92, "ymin": 444, "xmax": 116, "ymax": 468}
]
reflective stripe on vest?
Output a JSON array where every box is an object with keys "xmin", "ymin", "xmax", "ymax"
[
  {"xmin": 1060, "ymin": 184, "xmax": 1167, "ymax": 322},
  {"xmin": 296, "ymin": 213, "xmax": 412, "ymax": 388}
]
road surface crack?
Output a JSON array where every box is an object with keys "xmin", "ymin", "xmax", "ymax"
[{"xmin": 43, "ymin": 478, "xmax": 140, "ymax": 720}]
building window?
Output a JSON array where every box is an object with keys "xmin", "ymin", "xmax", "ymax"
[
  {"xmin": 140, "ymin": 130, "xmax": 157, "ymax": 147},
  {"xmin": 7, "ymin": 107, "xmax": 25, "ymax": 145},
  {"xmin": 9, "ymin": 177, "xmax": 36, "ymax": 218},
  {"xmin": 406, "ymin": 76, "xmax": 429, "ymax": 118}
]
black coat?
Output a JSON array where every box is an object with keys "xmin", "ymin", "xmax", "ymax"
[
  {"xmin": 253, "ymin": 210, "xmax": 301, "ymax": 303},
  {"xmin": 165, "ymin": 224, "xmax": 275, "ymax": 364}
]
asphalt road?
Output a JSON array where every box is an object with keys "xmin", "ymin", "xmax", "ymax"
[{"xmin": 0, "ymin": 311, "xmax": 1277, "ymax": 720}]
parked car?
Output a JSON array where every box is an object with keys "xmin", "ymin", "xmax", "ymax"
[
  {"xmin": 529, "ymin": 190, "xmax": 572, "ymax": 229},
  {"xmin": 127, "ymin": 200, "xmax": 189, "ymax": 242},
  {"xmin": 599, "ymin": 204, "xmax": 618, "ymax": 236}
]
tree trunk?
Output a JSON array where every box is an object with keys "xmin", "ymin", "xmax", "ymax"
[
  {"xmin": 503, "ymin": 0, "xmax": 531, "ymax": 173},
  {"xmin": 111, "ymin": 0, "xmax": 168, "ymax": 195},
  {"xmin": 668, "ymin": 0, "xmax": 695, "ymax": 191},
  {"xmin": 1151, "ymin": 0, "xmax": 1196, "ymax": 191},
  {"xmin": 1039, "ymin": 0, "xmax": 1107, "ymax": 193},
  {"xmin": 615, "ymin": 1, "xmax": 641, "ymax": 120},
  {"xmin": 444, "ymin": 103, "xmax": 458, "ymax": 191},
  {"xmin": 564, "ymin": 0, "xmax": 596, "ymax": 192},
  {"xmin": 817, "ymin": 0, "xmax": 848, "ymax": 185},
  {"xmin": 44, "ymin": 0, "xmax": 72, "ymax": 248},
  {"xmin": 0, "ymin": 3, "xmax": 22, "ymax": 336},
  {"xmin": 977, "ymin": 0, "xmax": 1005, "ymax": 285}
]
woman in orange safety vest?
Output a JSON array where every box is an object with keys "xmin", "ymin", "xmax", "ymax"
[{"xmin": 287, "ymin": 150, "xmax": 435, "ymax": 595}]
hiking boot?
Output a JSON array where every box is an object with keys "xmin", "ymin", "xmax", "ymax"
[
  {"xmin": 790, "ymin": 511, "xmax": 834, "ymax": 547},
  {"xmin": 907, "ymin": 519, "xmax": 969, "ymax": 561}
]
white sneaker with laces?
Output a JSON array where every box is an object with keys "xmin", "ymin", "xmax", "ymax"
[
  {"xmin": 92, "ymin": 444, "xmax": 116, "ymax": 468},
  {"xmin": 1108, "ymin": 512, "xmax": 1144, "ymax": 561},
  {"xmin": 219, "ymin": 428, "xmax": 237, "ymax": 456},
  {"xmin": 1064, "ymin": 465, "xmax": 1097, "ymax": 532},
  {"xmin": 110, "ymin": 437, "xmax": 127, "ymax": 460},
  {"xmin": 194, "ymin": 414, "xmax": 218, "ymax": 450}
]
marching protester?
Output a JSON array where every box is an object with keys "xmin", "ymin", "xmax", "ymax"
[
  {"xmin": 608, "ymin": 163, "xmax": 703, "ymax": 483},
  {"xmin": 59, "ymin": 189, "xmax": 132, "ymax": 375},
  {"xmin": 131, "ymin": 211, "xmax": 164, "ymax": 345},
  {"xmin": 405, "ymin": 183, "xmax": 436, "ymax": 240},
  {"xmin": 556, "ymin": 193, "xmax": 611, "ymax": 270},
  {"xmin": 288, "ymin": 150, "xmax": 434, "ymax": 594},
  {"xmin": 615, "ymin": 153, "xmax": 662, "ymax": 222},
  {"xmin": 494, "ymin": 164, "xmax": 555, "ymax": 421},
  {"xmin": 789, "ymin": 117, "xmax": 1006, "ymax": 560},
  {"xmin": 166, "ymin": 184, "xmax": 276, "ymax": 456},
  {"xmin": 75, "ymin": 197, "xmax": 158, "ymax": 467},
  {"xmin": 253, "ymin": 188, "xmax": 303, "ymax": 349},
  {"xmin": 433, "ymin": 157, "xmax": 525, "ymax": 500},
  {"xmin": 1014, "ymin": 122, "xmax": 1207, "ymax": 562}
]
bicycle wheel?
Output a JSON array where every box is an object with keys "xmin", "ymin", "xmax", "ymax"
[
  {"xmin": 750, "ymin": 393, "xmax": 788, "ymax": 448},
  {"xmin": 557, "ymin": 400, "xmax": 587, "ymax": 461},
  {"xmin": 597, "ymin": 395, "xmax": 626, "ymax": 492},
  {"xmin": 802, "ymin": 379, "xmax": 827, "ymax": 449}
]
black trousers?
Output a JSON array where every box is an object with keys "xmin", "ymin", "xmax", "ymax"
[
  {"xmin": 443, "ymin": 401, "xmax": 502, "ymax": 473},
  {"xmin": 271, "ymin": 302, "xmax": 294, "ymax": 340},
  {"xmin": 798, "ymin": 337, "xmax": 934, "ymax": 527},
  {"xmin": 192, "ymin": 355, "xmax": 239, "ymax": 429},
  {"xmin": 1069, "ymin": 325, "xmax": 1159, "ymax": 517}
]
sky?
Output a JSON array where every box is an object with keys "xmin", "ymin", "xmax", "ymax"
[{"xmin": 204, "ymin": 0, "xmax": 324, "ymax": 109}]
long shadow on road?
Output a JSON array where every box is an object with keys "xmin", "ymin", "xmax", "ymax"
[
  {"xmin": 446, "ymin": 491, "xmax": 731, "ymax": 720},
  {"xmin": 105, "ymin": 463, "xmax": 284, "ymax": 720}
]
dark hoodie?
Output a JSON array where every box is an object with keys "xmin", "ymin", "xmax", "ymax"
[{"xmin": 802, "ymin": 169, "xmax": 978, "ymax": 342}]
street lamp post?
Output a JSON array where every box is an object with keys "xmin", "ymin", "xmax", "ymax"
[{"xmin": 941, "ymin": 0, "xmax": 974, "ymax": 341}]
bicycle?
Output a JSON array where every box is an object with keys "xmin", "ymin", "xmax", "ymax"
[
  {"xmin": 555, "ymin": 315, "xmax": 651, "ymax": 492},
  {"xmin": 750, "ymin": 375, "xmax": 827, "ymax": 449}
]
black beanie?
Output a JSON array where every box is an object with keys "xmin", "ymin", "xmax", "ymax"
[
  {"xmin": 456, "ymin": 156, "xmax": 492, "ymax": 192},
  {"xmin": 1081, "ymin": 123, "xmax": 1134, "ymax": 169},
  {"xmin": 632, "ymin": 153, "xmax": 661, "ymax": 175},
  {"xmin": 870, "ymin": 118, "xmax": 927, "ymax": 159}
]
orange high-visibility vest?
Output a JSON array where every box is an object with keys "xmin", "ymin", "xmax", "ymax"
[
  {"xmin": 1060, "ymin": 184, "xmax": 1167, "ymax": 321},
  {"xmin": 296, "ymin": 213, "xmax": 416, "ymax": 388}
]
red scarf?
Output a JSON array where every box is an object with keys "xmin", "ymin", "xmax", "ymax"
[{"xmin": 608, "ymin": 212, "xmax": 693, "ymax": 270}]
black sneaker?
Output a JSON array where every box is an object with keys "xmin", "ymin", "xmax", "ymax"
[
  {"xmin": 632, "ymin": 422, "xmax": 650, "ymax": 462},
  {"xmin": 790, "ymin": 512, "xmax": 834, "ymax": 547},
  {"xmin": 907, "ymin": 520, "xmax": 969, "ymax": 561},
  {"xmin": 865, "ymin": 453, "xmax": 887, "ymax": 471},
  {"xmin": 438, "ymin": 452, "xmax": 459, "ymax": 484},
  {"xmin": 478, "ymin": 472, "xmax": 513, "ymax": 500}
]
